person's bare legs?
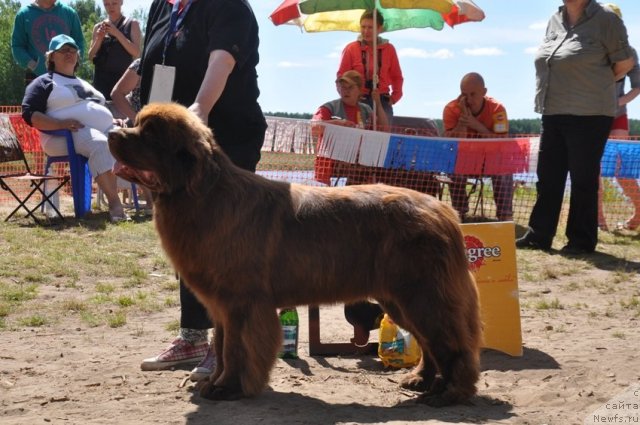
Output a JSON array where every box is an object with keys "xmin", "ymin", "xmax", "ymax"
[
  {"xmin": 608, "ymin": 128, "xmax": 638, "ymax": 230},
  {"xmin": 95, "ymin": 171, "xmax": 125, "ymax": 220},
  {"xmin": 617, "ymin": 177, "xmax": 640, "ymax": 229}
]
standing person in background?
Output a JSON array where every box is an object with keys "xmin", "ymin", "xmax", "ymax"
[
  {"xmin": 88, "ymin": 0, "xmax": 141, "ymax": 103},
  {"xmin": 110, "ymin": 58, "xmax": 153, "ymax": 213},
  {"xmin": 11, "ymin": 0, "xmax": 85, "ymax": 86},
  {"xmin": 443, "ymin": 72, "xmax": 513, "ymax": 222},
  {"xmin": 517, "ymin": 0, "xmax": 634, "ymax": 255},
  {"xmin": 137, "ymin": 0, "xmax": 267, "ymax": 383},
  {"xmin": 598, "ymin": 3, "xmax": 640, "ymax": 232},
  {"xmin": 110, "ymin": 58, "xmax": 142, "ymax": 126},
  {"xmin": 337, "ymin": 9, "xmax": 403, "ymax": 125}
]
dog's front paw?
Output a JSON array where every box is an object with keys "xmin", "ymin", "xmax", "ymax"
[
  {"xmin": 199, "ymin": 382, "xmax": 243, "ymax": 401},
  {"xmin": 416, "ymin": 379, "xmax": 473, "ymax": 407},
  {"xmin": 400, "ymin": 373, "xmax": 432, "ymax": 392},
  {"xmin": 417, "ymin": 392, "xmax": 454, "ymax": 407}
]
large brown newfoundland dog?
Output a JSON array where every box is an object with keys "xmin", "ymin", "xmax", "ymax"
[{"xmin": 108, "ymin": 103, "xmax": 482, "ymax": 406}]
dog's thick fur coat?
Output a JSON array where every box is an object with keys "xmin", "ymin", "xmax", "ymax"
[{"xmin": 108, "ymin": 103, "xmax": 482, "ymax": 406}]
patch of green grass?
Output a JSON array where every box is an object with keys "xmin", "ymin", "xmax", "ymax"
[
  {"xmin": 95, "ymin": 283, "xmax": 115, "ymax": 294},
  {"xmin": 161, "ymin": 280, "xmax": 180, "ymax": 292},
  {"xmin": 164, "ymin": 297, "xmax": 179, "ymax": 307},
  {"xmin": 620, "ymin": 297, "xmax": 639, "ymax": 316},
  {"xmin": 1, "ymin": 284, "xmax": 38, "ymax": 303},
  {"xmin": 60, "ymin": 299, "xmax": 87, "ymax": 313},
  {"xmin": 535, "ymin": 298, "xmax": 564, "ymax": 310},
  {"xmin": 612, "ymin": 331, "xmax": 626, "ymax": 339},
  {"xmin": 611, "ymin": 271, "xmax": 634, "ymax": 285},
  {"xmin": 117, "ymin": 295, "xmax": 136, "ymax": 307},
  {"xmin": 165, "ymin": 319, "xmax": 180, "ymax": 333},
  {"xmin": 80, "ymin": 311, "xmax": 102, "ymax": 327},
  {"xmin": 90, "ymin": 294, "xmax": 113, "ymax": 304},
  {"xmin": 122, "ymin": 275, "xmax": 145, "ymax": 288},
  {"xmin": 0, "ymin": 302, "xmax": 10, "ymax": 317},
  {"xmin": 107, "ymin": 311, "xmax": 127, "ymax": 328},
  {"xmin": 19, "ymin": 314, "xmax": 47, "ymax": 327}
]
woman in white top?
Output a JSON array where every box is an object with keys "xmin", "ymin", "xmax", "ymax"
[{"xmin": 22, "ymin": 34, "xmax": 126, "ymax": 222}]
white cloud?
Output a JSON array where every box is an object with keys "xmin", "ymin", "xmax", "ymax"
[
  {"xmin": 524, "ymin": 46, "xmax": 538, "ymax": 55},
  {"xmin": 277, "ymin": 61, "xmax": 311, "ymax": 68},
  {"xmin": 398, "ymin": 47, "xmax": 454, "ymax": 59},
  {"xmin": 463, "ymin": 47, "xmax": 505, "ymax": 57},
  {"xmin": 393, "ymin": 25, "xmax": 544, "ymax": 45},
  {"xmin": 529, "ymin": 21, "xmax": 547, "ymax": 30}
]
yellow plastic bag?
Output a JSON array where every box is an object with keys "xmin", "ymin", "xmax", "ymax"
[{"xmin": 377, "ymin": 314, "xmax": 422, "ymax": 368}]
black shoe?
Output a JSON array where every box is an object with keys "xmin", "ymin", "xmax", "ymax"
[
  {"xmin": 560, "ymin": 244, "xmax": 595, "ymax": 255},
  {"xmin": 515, "ymin": 234, "xmax": 550, "ymax": 251}
]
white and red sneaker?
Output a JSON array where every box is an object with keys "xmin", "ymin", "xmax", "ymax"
[
  {"xmin": 189, "ymin": 344, "xmax": 217, "ymax": 381},
  {"xmin": 140, "ymin": 338, "xmax": 209, "ymax": 371}
]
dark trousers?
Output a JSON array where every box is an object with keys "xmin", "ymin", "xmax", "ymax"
[
  {"xmin": 449, "ymin": 174, "xmax": 514, "ymax": 220},
  {"xmin": 527, "ymin": 114, "xmax": 612, "ymax": 251},
  {"xmin": 180, "ymin": 122, "xmax": 266, "ymax": 330}
]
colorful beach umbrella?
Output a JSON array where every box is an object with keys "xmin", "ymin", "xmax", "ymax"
[
  {"xmin": 269, "ymin": 0, "xmax": 485, "ymax": 33},
  {"xmin": 269, "ymin": 0, "xmax": 485, "ymax": 126}
]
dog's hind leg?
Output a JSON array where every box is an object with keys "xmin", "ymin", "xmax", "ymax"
[
  {"xmin": 387, "ymin": 283, "xmax": 481, "ymax": 406},
  {"xmin": 378, "ymin": 300, "xmax": 437, "ymax": 393}
]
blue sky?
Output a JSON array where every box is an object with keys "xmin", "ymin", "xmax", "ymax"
[{"xmin": 53, "ymin": 0, "xmax": 640, "ymax": 119}]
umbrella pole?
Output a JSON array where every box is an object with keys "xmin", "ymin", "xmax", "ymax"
[{"xmin": 372, "ymin": 6, "xmax": 378, "ymax": 130}]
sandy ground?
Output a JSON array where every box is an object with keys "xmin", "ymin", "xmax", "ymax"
[{"xmin": 1, "ymin": 263, "xmax": 639, "ymax": 425}]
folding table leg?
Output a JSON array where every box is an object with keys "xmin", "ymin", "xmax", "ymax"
[{"xmin": 307, "ymin": 305, "xmax": 378, "ymax": 357}]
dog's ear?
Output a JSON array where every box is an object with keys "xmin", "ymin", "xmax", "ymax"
[{"xmin": 181, "ymin": 122, "xmax": 222, "ymax": 197}]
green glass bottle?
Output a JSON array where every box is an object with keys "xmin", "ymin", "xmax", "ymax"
[{"xmin": 278, "ymin": 308, "xmax": 299, "ymax": 359}]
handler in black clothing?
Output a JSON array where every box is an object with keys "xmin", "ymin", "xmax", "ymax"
[{"xmin": 138, "ymin": 0, "xmax": 267, "ymax": 381}]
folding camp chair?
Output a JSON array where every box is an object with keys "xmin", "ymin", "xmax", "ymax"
[{"xmin": 0, "ymin": 123, "xmax": 70, "ymax": 224}]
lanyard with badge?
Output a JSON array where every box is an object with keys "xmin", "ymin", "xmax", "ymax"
[{"xmin": 149, "ymin": 0, "xmax": 193, "ymax": 103}]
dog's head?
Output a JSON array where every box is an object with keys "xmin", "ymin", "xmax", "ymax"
[{"xmin": 108, "ymin": 103, "xmax": 218, "ymax": 195}]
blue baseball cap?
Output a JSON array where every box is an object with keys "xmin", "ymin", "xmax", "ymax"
[{"xmin": 48, "ymin": 34, "xmax": 79, "ymax": 52}]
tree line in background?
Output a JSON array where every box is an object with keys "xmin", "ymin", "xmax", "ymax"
[
  {"xmin": 0, "ymin": 0, "xmax": 638, "ymax": 137},
  {"xmin": 266, "ymin": 113, "xmax": 640, "ymax": 136}
]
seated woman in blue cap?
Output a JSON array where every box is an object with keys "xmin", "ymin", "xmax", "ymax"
[{"xmin": 22, "ymin": 34, "xmax": 127, "ymax": 222}]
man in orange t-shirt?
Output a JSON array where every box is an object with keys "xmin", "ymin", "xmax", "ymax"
[{"xmin": 443, "ymin": 72, "xmax": 513, "ymax": 221}]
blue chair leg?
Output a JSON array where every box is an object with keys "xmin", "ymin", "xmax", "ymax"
[
  {"xmin": 67, "ymin": 148, "xmax": 91, "ymax": 218},
  {"xmin": 42, "ymin": 130, "xmax": 92, "ymax": 218},
  {"xmin": 130, "ymin": 183, "xmax": 140, "ymax": 212}
]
